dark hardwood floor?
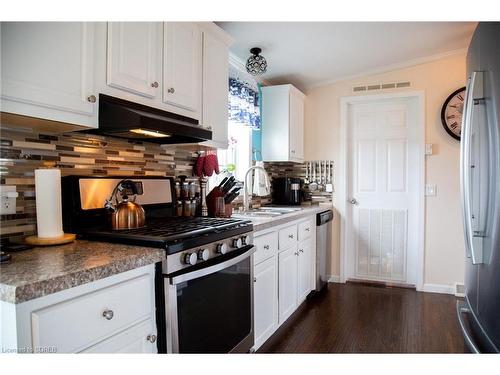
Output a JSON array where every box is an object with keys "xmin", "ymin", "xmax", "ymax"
[{"xmin": 258, "ymin": 282, "xmax": 466, "ymax": 353}]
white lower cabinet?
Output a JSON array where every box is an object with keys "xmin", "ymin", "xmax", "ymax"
[
  {"xmin": 253, "ymin": 256, "xmax": 279, "ymax": 349},
  {"xmin": 278, "ymin": 245, "xmax": 299, "ymax": 324},
  {"xmin": 297, "ymin": 238, "xmax": 313, "ymax": 304},
  {"xmin": 1, "ymin": 265, "xmax": 158, "ymax": 354},
  {"xmin": 82, "ymin": 319, "xmax": 155, "ymax": 353},
  {"xmin": 252, "ymin": 215, "xmax": 317, "ymax": 350}
]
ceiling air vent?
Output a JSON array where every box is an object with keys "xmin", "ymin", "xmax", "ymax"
[{"xmin": 352, "ymin": 81, "xmax": 411, "ymax": 92}]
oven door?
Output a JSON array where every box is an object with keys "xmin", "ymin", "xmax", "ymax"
[{"xmin": 164, "ymin": 245, "xmax": 254, "ymax": 353}]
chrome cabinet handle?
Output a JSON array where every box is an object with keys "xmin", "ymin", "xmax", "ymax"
[
  {"xmin": 87, "ymin": 95, "xmax": 96, "ymax": 103},
  {"xmin": 151, "ymin": 81, "xmax": 159, "ymax": 88},
  {"xmin": 294, "ymin": 252, "xmax": 299, "ymax": 256},
  {"xmin": 102, "ymin": 309, "xmax": 114, "ymax": 320},
  {"xmin": 167, "ymin": 87, "xmax": 175, "ymax": 94},
  {"xmin": 349, "ymin": 198, "xmax": 358, "ymax": 205},
  {"xmin": 263, "ymin": 245, "xmax": 270, "ymax": 250},
  {"xmin": 146, "ymin": 334, "xmax": 157, "ymax": 343},
  {"xmin": 305, "ymin": 228, "xmax": 310, "ymax": 232},
  {"xmin": 288, "ymin": 234, "xmax": 294, "ymax": 239},
  {"xmin": 299, "ymin": 249, "xmax": 304, "ymax": 253}
]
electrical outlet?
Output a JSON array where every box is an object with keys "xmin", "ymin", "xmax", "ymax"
[
  {"xmin": 0, "ymin": 186, "xmax": 18, "ymax": 215},
  {"xmin": 425, "ymin": 184, "xmax": 437, "ymax": 196}
]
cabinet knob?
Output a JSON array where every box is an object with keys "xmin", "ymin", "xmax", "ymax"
[
  {"xmin": 263, "ymin": 244, "xmax": 270, "ymax": 250},
  {"xmin": 305, "ymin": 228, "xmax": 310, "ymax": 232},
  {"xmin": 147, "ymin": 334, "xmax": 157, "ymax": 343},
  {"xmin": 167, "ymin": 87, "xmax": 175, "ymax": 94},
  {"xmin": 151, "ymin": 81, "xmax": 159, "ymax": 88},
  {"xmin": 291, "ymin": 150, "xmax": 295, "ymax": 154},
  {"xmin": 288, "ymin": 234, "xmax": 294, "ymax": 239},
  {"xmin": 299, "ymin": 249, "xmax": 304, "ymax": 253},
  {"xmin": 102, "ymin": 309, "xmax": 114, "ymax": 320},
  {"xmin": 253, "ymin": 277, "xmax": 257, "ymax": 283},
  {"xmin": 294, "ymin": 252, "xmax": 299, "ymax": 256},
  {"xmin": 87, "ymin": 95, "xmax": 97, "ymax": 103}
]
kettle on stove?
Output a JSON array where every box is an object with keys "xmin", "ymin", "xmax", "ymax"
[{"xmin": 104, "ymin": 179, "xmax": 145, "ymax": 230}]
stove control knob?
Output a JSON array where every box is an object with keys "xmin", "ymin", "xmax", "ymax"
[
  {"xmin": 183, "ymin": 252, "xmax": 197, "ymax": 265},
  {"xmin": 216, "ymin": 243, "xmax": 228, "ymax": 255},
  {"xmin": 241, "ymin": 236, "xmax": 248, "ymax": 246},
  {"xmin": 232, "ymin": 238, "xmax": 243, "ymax": 249},
  {"xmin": 197, "ymin": 248, "xmax": 209, "ymax": 261}
]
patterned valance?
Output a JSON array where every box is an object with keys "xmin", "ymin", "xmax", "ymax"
[{"xmin": 228, "ymin": 78, "xmax": 261, "ymax": 130}]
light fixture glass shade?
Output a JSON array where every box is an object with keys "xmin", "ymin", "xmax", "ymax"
[{"xmin": 246, "ymin": 47, "xmax": 267, "ymax": 76}]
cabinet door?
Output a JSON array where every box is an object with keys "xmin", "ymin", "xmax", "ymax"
[
  {"xmin": 107, "ymin": 22, "xmax": 161, "ymax": 98},
  {"xmin": 201, "ymin": 30, "xmax": 229, "ymax": 148},
  {"xmin": 1, "ymin": 22, "xmax": 97, "ymax": 126},
  {"xmin": 82, "ymin": 319, "xmax": 156, "ymax": 353},
  {"xmin": 254, "ymin": 256, "xmax": 279, "ymax": 349},
  {"xmin": 289, "ymin": 89, "xmax": 304, "ymax": 161},
  {"xmin": 278, "ymin": 245, "xmax": 298, "ymax": 325},
  {"xmin": 297, "ymin": 238, "xmax": 313, "ymax": 304},
  {"xmin": 163, "ymin": 22, "xmax": 202, "ymax": 114}
]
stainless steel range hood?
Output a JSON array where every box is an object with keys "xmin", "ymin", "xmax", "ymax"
[{"xmin": 82, "ymin": 94, "xmax": 212, "ymax": 144}]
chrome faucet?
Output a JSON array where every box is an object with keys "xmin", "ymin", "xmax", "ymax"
[{"xmin": 243, "ymin": 165, "xmax": 271, "ymax": 212}]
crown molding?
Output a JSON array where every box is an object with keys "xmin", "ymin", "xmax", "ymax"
[{"xmin": 305, "ymin": 47, "xmax": 468, "ymax": 91}]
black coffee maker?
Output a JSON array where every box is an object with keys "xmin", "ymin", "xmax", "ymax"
[{"xmin": 271, "ymin": 177, "xmax": 303, "ymax": 206}]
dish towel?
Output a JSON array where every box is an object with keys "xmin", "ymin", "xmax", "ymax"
[{"xmin": 252, "ymin": 161, "xmax": 271, "ymax": 196}]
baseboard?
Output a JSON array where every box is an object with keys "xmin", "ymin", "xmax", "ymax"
[
  {"xmin": 420, "ymin": 283, "xmax": 455, "ymax": 295},
  {"xmin": 327, "ymin": 275, "xmax": 341, "ymax": 283}
]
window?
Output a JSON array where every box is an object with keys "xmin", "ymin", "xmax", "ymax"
[{"xmin": 208, "ymin": 78, "xmax": 261, "ymax": 190}]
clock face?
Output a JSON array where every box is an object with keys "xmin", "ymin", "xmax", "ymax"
[{"xmin": 441, "ymin": 87, "xmax": 466, "ymax": 141}]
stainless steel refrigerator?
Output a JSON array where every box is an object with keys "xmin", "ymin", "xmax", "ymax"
[{"xmin": 457, "ymin": 22, "xmax": 500, "ymax": 353}]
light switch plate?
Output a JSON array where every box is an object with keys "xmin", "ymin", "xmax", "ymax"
[
  {"xmin": 425, "ymin": 184, "xmax": 437, "ymax": 196},
  {"xmin": 0, "ymin": 186, "xmax": 18, "ymax": 215},
  {"xmin": 425, "ymin": 143, "xmax": 433, "ymax": 155}
]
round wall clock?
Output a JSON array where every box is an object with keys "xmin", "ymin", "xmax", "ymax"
[{"xmin": 441, "ymin": 87, "xmax": 466, "ymax": 141}]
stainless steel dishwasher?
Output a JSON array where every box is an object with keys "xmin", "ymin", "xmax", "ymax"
[{"xmin": 315, "ymin": 210, "xmax": 334, "ymax": 291}]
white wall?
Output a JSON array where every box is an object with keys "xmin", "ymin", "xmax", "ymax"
[{"xmin": 304, "ymin": 53, "xmax": 466, "ymax": 291}]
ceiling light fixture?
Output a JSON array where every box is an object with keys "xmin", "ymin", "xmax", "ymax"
[{"xmin": 246, "ymin": 47, "xmax": 267, "ymax": 76}]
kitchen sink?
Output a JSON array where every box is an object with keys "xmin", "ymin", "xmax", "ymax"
[{"xmin": 232, "ymin": 206, "xmax": 303, "ymax": 219}]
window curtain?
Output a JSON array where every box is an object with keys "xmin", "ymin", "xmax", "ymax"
[{"xmin": 228, "ymin": 78, "xmax": 261, "ymax": 130}]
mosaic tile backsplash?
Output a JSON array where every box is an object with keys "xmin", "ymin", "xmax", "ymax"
[{"xmin": 0, "ymin": 126, "xmax": 198, "ymax": 242}]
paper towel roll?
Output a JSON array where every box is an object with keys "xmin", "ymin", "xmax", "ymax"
[{"xmin": 35, "ymin": 168, "xmax": 64, "ymax": 238}]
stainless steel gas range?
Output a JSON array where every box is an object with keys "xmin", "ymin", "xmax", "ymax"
[{"xmin": 61, "ymin": 176, "xmax": 255, "ymax": 353}]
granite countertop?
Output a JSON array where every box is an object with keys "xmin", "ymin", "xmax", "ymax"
[
  {"xmin": 233, "ymin": 204, "xmax": 334, "ymax": 232},
  {"xmin": 0, "ymin": 240, "xmax": 165, "ymax": 304}
]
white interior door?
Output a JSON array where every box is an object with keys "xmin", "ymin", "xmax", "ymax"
[{"xmin": 346, "ymin": 97, "xmax": 420, "ymax": 285}]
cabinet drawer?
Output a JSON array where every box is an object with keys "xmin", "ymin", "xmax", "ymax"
[
  {"xmin": 298, "ymin": 219, "xmax": 314, "ymax": 241},
  {"xmin": 254, "ymin": 232, "xmax": 278, "ymax": 264},
  {"xmin": 278, "ymin": 224, "xmax": 297, "ymax": 250},
  {"xmin": 81, "ymin": 319, "xmax": 156, "ymax": 353},
  {"xmin": 31, "ymin": 273, "xmax": 152, "ymax": 353}
]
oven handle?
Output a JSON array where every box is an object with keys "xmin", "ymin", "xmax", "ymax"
[{"xmin": 169, "ymin": 245, "xmax": 255, "ymax": 285}]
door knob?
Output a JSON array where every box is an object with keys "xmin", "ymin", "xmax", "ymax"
[{"xmin": 349, "ymin": 198, "xmax": 358, "ymax": 205}]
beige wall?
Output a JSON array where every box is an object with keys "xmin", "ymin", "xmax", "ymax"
[{"xmin": 304, "ymin": 53, "xmax": 466, "ymax": 289}]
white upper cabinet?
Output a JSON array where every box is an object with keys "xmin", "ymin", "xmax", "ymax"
[
  {"xmin": 261, "ymin": 84, "xmax": 305, "ymax": 162},
  {"xmin": 107, "ymin": 22, "xmax": 162, "ymax": 98},
  {"xmin": 0, "ymin": 22, "xmax": 98, "ymax": 128},
  {"xmin": 163, "ymin": 23, "xmax": 202, "ymax": 115},
  {"xmin": 200, "ymin": 24, "xmax": 232, "ymax": 149}
]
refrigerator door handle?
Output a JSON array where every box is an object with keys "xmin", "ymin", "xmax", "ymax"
[
  {"xmin": 461, "ymin": 71, "xmax": 485, "ymax": 264},
  {"xmin": 456, "ymin": 300, "xmax": 480, "ymax": 353},
  {"xmin": 461, "ymin": 74, "xmax": 474, "ymax": 260}
]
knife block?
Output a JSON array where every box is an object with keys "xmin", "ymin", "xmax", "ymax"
[{"xmin": 206, "ymin": 187, "xmax": 225, "ymax": 217}]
